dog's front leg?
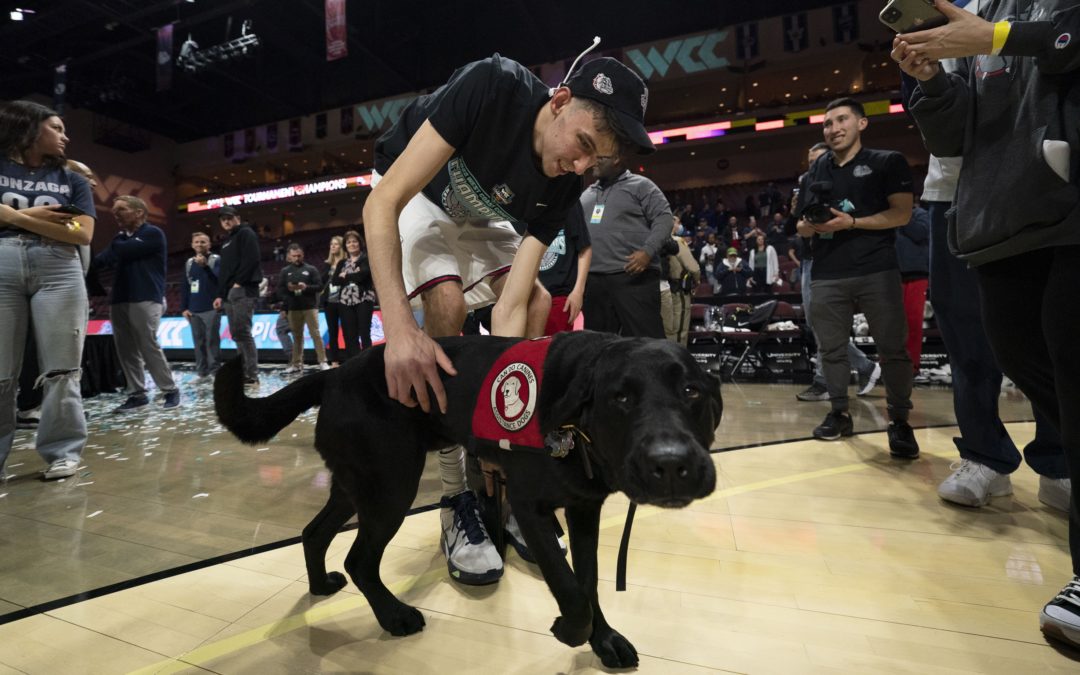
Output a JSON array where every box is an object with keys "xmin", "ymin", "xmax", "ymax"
[
  {"xmin": 565, "ymin": 503, "xmax": 639, "ymax": 669},
  {"xmin": 509, "ymin": 501, "xmax": 593, "ymax": 647}
]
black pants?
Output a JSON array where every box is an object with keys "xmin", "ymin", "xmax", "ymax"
[
  {"xmin": 324, "ymin": 302, "xmax": 342, "ymax": 364},
  {"xmin": 976, "ymin": 245, "xmax": 1080, "ymax": 575},
  {"xmin": 583, "ymin": 270, "xmax": 664, "ymax": 339},
  {"xmin": 339, "ymin": 301, "xmax": 374, "ymax": 361},
  {"xmin": 927, "ymin": 202, "xmax": 1065, "ymax": 477}
]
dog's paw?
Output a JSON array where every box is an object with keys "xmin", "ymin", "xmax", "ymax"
[
  {"xmin": 591, "ymin": 628, "xmax": 638, "ymax": 669},
  {"xmin": 550, "ymin": 615, "xmax": 591, "ymax": 647},
  {"xmin": 309, "ymin": 571, "xmax": 348, "ymax": 596},
  {"xmin": 379, "ymin": 605, "xmax": 426, "ymax": 637}
]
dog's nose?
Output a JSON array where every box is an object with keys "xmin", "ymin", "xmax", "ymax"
[{"xmin": 642, "ymin": 442, "xmax": 700, "ymax": 497}]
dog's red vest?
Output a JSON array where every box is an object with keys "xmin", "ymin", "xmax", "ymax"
[{"xmin": 471, "ymin": 337, "xmax": 553, "ymax": 451}]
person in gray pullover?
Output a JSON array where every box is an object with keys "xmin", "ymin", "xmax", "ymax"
[
  {"xmin": 580, "ymin": 155, "xmax": 673, "ymax": 338},
  {"xmin": 895, "ymin": 0, "xmax": 1080, "ymax": 648}
]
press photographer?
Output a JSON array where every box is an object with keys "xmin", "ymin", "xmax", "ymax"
[{"xmin": 794, "ymin": 97, "xmax": 917, "ymax": 452}]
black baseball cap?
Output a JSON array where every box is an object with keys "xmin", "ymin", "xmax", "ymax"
[
  {"xmin": 218, "ymin": 206, "xmax": 239, "ymax": 218},
  {"xmin": 564, "ymin": 57, "xmax": 655, "ymax": 155}
]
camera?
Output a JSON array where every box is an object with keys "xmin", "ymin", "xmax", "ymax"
[
  {"xmin": 799, "ymin": 181, "xmax": 842, "ymax": 225},
  {"xmin": 881, "ymin": 7, "xmax": 902, "ymax": 23}
]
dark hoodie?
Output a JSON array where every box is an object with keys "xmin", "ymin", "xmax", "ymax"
[
  {"xmin": 216, "ymin": 223, "xmax": 262, "ymax": 299},
  {"xmin": 908, "ymin": 0, "xmax": 1080, "ymax": 265}
]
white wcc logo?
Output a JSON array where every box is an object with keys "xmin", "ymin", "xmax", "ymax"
[
  {"xmin": 490, "ymin": 362, "xmax": 538, "ymax": 432},
  {"xmin": 592, "ymin": 73, "xmax": 614, "ymax": 95}
]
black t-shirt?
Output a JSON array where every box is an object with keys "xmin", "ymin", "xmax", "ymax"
[
  {"xmin": 375, "ymin": 54, "xmax": 582, "ymax": 246},
  {"xmin": 796, "ymin": 147, "xmax": 912, "ymax": 280},
  {"xmin": 538, "ymin": 203, "xmax": 591, "ymax": 297}
]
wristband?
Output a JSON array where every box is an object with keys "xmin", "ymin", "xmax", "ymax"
[
  {"xmin": 991, "ymin": 21, "xmax": 1011, "ymax": 56},
  {"xmin": 850, "ymin": 214, "xmax": 857, "ymax": 229}
]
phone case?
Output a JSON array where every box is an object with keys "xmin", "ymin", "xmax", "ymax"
[{"xmin": 879, "ymin": 0, "xmax": 947, "ymax": 33}]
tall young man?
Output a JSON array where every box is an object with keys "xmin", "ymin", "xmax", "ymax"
[
  {"xmin": 213, "ymin": 206, "xmax": 262, "ymax": 385},
  {"xmin": 363, "ymin": 50, "xmax": 654, "ymax": 585}
]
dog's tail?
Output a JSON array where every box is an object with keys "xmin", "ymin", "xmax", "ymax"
[{"xmin": 213, "ymin": 357, "xmax": 329, "ymax": 444}]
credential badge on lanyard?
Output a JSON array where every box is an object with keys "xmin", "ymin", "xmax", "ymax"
[{"xmin": 590, "ymin": 204, "xmax": 605, "ymax": 224}]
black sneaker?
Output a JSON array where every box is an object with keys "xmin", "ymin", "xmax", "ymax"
[
  {"xmin": 796, "ymin": 383, "xmax": 830, "ymax": 402},
  {"xmin": 887, "ymin": 420, "xmax": 920, "ymax": 459},
  {"xmin": 813, "ymin": 411, "xmax": 853, "ymax": 440},
  {"xmin": 162, "ymin": 391, "xmax": 181, "ymax": 409},
  {"xmin": 112, "ymin": 395, "xmax": 149, "ymax": 413},
  {"xmin": 1041, "ymin": 575, "xmax": 1080, "ymax": 649},
  {"xmin": 16, "ymin": 408, "xmax": 39, "ymax": 429}
]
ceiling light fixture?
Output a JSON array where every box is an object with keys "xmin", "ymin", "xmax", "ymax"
[{"xmin": 10, "ymin": 8, "xmax": 35, "ymax": 21}]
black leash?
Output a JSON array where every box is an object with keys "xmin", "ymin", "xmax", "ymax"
[
  {"xmin": 553, "ymin": 425, "xmax": 636, "ymax": 592},
  {"xmin": 616, "ymin": 502, "xmax": 636, "ymax": 592}
]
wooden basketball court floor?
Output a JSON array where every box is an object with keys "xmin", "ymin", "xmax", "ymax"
[{"xmin": 0, "ymin": 367, "xmax": 1077, "ymax": 674}]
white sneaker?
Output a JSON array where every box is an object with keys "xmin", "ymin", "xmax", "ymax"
[
  {"xmin": 856, "ymin": 362, "xmax": 881, "ymax": 396},
  {"xmin": 937, "ymin": 459, "xmax": 1013, "ymax": 507},
  {"xmin": 1038, "ymin": 476, "xmax": 1071, "ymax": 514},
  {"xmin": 439, "ymin": 491, "xmax": 503, "ymax": 585},
  {"xmin": 318, "ymin": 362, "xmax": 331, "ymax": 371},
  {"xmin": 282, "ymin": 365, "xmax": 301, "ymax": 374},
  {"xmin": 504, "ymin": 512, "xmax": 567, "ymax": 564},
  {"xmin": 1041, "ymin": 576, "xmax": 1080, "ymax": 648},
  {"xmin": 43, "ymin": 459, "xmax": 79, "ymax": 480}
]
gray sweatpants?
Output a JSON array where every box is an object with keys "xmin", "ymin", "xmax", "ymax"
[
  {"xmin": 111, "ymin": 301, "xmax": 177, "ymax": 397},
  {"xmin": 809, "ymin": 269, "xmax": 912, "ymax": 420}
]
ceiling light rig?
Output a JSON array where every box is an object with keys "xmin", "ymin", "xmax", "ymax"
[
  {"xmin": 10, "ymin": 8, "xmax": 35, "ymax": 21},
  {"xmin": 176, "ymin": 19, "xmax": 260, "ymax": 73}
]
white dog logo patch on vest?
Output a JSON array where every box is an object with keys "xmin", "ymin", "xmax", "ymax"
[
  {"xmin": 472, "ymin": 337, "xmax": 553, "ymax": 451},
  {"xmin": 490, "ymin": 362, "xmax": 537, "ymax": 431}
]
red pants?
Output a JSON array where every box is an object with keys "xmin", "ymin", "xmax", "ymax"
[
  {"xmin": 544, "ymin": 295, "xmax": 574, "ymax": 336},
  {"xmin": 902, "ymin": 278, "xmax": 929, "ymax": 373}
]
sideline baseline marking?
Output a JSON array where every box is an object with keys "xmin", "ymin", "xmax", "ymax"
[{"xmin": 129, "ymin": 457, "xmax": 871, "ymax": 674}]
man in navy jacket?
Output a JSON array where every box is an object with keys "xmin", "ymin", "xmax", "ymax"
[{"xmin": 94, "ymin": 196, "xmax": 179, "ymax": 411}]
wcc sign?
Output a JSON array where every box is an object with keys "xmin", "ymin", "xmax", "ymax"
[{"xmin": 624, "ymin": 31, "xmax": 731, "ymax": 80}]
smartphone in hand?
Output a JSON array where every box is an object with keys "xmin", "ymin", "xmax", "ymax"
[
  {"xmin": 879, "ymin": 0, "xmax": 947, "ymax": 33},
  {"xmin": 54, "ymin": 204, "xmax": 88, "ymax": 216}
]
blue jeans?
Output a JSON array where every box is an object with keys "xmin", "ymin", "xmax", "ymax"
[
  {"xmin": 0, "ymin": 237, "xmax": 88, "ymax": 471},
  {"xmin": 800, "ymin": 259, "xmax": 875, "ymax": 388},
  {"xmin": 927, "ymin": 201, "xmax": 1065, "ymax": 477}
]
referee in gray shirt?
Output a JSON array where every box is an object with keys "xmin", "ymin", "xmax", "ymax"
[{"xmin": 581, "ymin": 155, "xmax": 673, "ymax": 338}]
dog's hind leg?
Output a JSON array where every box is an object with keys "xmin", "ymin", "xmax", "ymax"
[
  {"xmin": 565, "ymin": 502, "xmax": 639, "ymax": 669},
  {"xmin": 339, "ymin": 460, "xmax": 428, "ymax": 637},
  {"xmin": 302, "ymin": 480, "xmax": 355, "ymax": 596}
]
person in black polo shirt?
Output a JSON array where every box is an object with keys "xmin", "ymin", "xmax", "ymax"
[{"xmin": 794, "ymin": 98, "xmax": 918, "ymax": 457}]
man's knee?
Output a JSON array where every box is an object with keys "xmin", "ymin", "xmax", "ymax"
[{"xmin": 421, "ymin": 281, "xmax": 467, "ymax": 336}]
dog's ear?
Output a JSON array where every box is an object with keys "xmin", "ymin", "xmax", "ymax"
[{"xmin": 538, "ymin": 331, "xmax": 618, "ymax": 432}]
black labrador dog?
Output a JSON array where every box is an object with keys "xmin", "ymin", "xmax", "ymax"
[{"xmin": 215, "ymin": 330, "xmax": 720, "ymax": 668}]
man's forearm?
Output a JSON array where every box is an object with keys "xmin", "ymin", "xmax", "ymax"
[
  {"xmin": 365, "ymin": 196, "xmax": 416, "ymax": 337},
  {"xmin": 852, "ymin": 205, "xmax": 913, "ymax": 230}
]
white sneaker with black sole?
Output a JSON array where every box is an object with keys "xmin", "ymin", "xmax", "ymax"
[
  {"xmin": 440, "ymin": 491, "xmax": 503, "ymax": 585},
  {"xmin": 937, "ymin": 459, "xmax": 1012, "ymax": 507},
  {"xmin": 16, "ymin": 406, "xmax": 40, "ymax": 429},
  {"xmin": 1042, "ymin": 576, "xmax": 1080, "ymax": 649}
]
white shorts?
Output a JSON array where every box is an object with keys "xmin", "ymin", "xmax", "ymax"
[{"xmin": 372, "ymin": 171, "xmax": 520, "ymax": 310}]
